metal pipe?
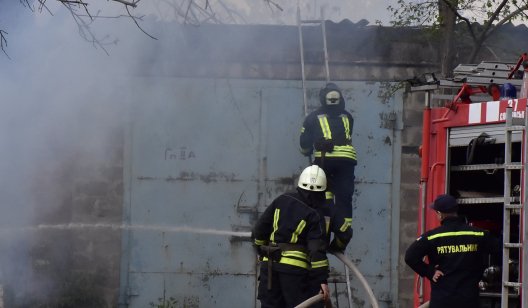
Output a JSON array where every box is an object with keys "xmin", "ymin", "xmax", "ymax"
[
  {"xmin": 420, "ymin": 94, "xmax": 431, "ymax": 182},
  {"xmin": 320, "ymin": 7, "xmax": 330, "ymax": 83},
  {"xmin": 418, "ymin": 90, "xmax": 432, "ymax": 304},
  {"xmin": 502, "ymin": 107, "xmax": 513, "ymax": 308},
  {"xmin": 297, "ymin": 6, "xmax": 308, "ymax": 116},
  {"xmin": 522, "ymin": 103, "xmax": 528, "ymax": 308}
]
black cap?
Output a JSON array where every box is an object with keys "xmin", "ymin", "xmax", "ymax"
[{"xmin": 430, "ymin": 194, "xmax": 458, "ymax": 213}]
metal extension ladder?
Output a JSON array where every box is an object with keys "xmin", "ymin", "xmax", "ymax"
[
  {"xmin": 297, "ymin": 6, "xmax": 355, "ymax": 307},
  {"xmin": 501, "ymin": 107, "xmax": 528, "ymax": 307},
  {"xmin": 297, "ymin": 6, "xmax": 330, "ymax": 116}
]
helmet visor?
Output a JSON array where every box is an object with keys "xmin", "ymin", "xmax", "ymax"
[{"xmin": 325, "ymin": 90, "xmax": 340, "ymax": 105}]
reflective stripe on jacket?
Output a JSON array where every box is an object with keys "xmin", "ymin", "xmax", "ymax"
[
  {"xmin": 300, "ymin": 107, "xmax": 357, "ymax": 161},
  {"xmin": 405, "ymin": 216, "xmax": 500, "ymax": 306},
  {"xmin": 252, "ymin": 191, "xmax": 329, "ymax": 281}
]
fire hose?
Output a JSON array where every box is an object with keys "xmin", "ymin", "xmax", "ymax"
[{"xmin": 294, "ymin": 251, "xmax": 380, "ymax": 308}]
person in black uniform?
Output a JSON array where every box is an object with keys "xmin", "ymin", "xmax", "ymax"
[
  {"xmin": 299, "ymin": 82, "xmax": 357, "ymax": 252},
  {"xmin": 405, "ymin": 194, "xmax": 500, "ymax": 308},
  {"xmin": 252, "ymin": 165, "xmax": 330, "ymax": 308}
]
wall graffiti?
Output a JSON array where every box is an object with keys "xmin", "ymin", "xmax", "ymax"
[{"xmin": 164, "ymin": 147, "xmax": 196, "ymax": 161}]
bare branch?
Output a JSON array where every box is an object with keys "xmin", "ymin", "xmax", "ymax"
[
  {"xmin": 0, "ymin": 30, "xmax": 10, "ymax": 58},
  {"xmin": 217, "ymin": 0, "xmax": 248, "ymax": 24},
  {"xmin": 36, "ymin": 0, "xmax": 53, "ymax": 15},
  {"xmin": 264, "ymin": 0, "xmax": 283, "ymax": 12},
  {"xmin": 111, "ymin": 0, "xmax": 139, "ymax": 8},
  {"xmin": 184, "ymin": 0, "xmax": 193, "ymax": 24},
  {"xmin": 125, "ymin": 5, "xmax": 158, "ymax": 40},
  {"xmin": 60, "ymin": 2, "xmax": 110, "ymax": 55}
]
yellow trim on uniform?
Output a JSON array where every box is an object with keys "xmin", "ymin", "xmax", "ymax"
[
  {"xmin": 341, "ymin": 115, "xmax": 351, "ymax": 139},
  {"xmin": 262, "ymin": 255, "xmax": 309, "ymax": 269},
  {"xmin": 317, "ymin": 115, "xmax": 332, "ymax": 140},
  {"xmin": 339, "ymin": 218, "xmax": 352, "ymax": 232},
  {"xmin": 334, "ymin": 238, "xmax": 345, "ymax": 249},
  {"xmin": 315, "ymin": 145, "xmax": 356, "ymax": 160},
  {"xmin": 280, "ymin": 257, "xmax": 309, "ymax": 268},
  {"xmin": 290, "ymin": 220, "xmax": 307, "ymax": 243},
  {"xmin": 254, "ymin": 239, "xmax": 266, "ymax": 246},
  {"xmin": 325, "ymin": 191, "xmax": 334, "ymax": 200},
  {"xmin": 282, "ymin": 251, "xmax": 308, "ymax": 259},
  {"xmin": 311, "ymin": 259, "xmax": 329, "ymax": 268},
  {"xmin": 270, "ymin": 209, "xmax": 280, "ymax": 242},
  {"xmin": 427, "ymin": 231, "xmax": 484, "ymax": 240}
]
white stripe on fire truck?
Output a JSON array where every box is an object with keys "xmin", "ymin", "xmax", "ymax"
[
  {"xmin": 468, "ymin": 103, "xmax": 482, "ymax": 124},
  {"xmin": 486, "ymin": 101, "xmax": 500, "ymax": 122}
]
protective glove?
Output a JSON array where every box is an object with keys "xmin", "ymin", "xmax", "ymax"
[
  {"xmin": 328, "ymin": 241, "xmax": 344, "ymax": 254},
  {"xmin": 314, "ymin": 139, "xmax": 334, "ymax": 152}
]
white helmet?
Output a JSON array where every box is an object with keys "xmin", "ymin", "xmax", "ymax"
[{"xmin": 298, "ymin": 165, "xmax": 327, "ymax": 192}]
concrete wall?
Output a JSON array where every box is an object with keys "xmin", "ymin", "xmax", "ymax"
[{"xmin": 398, "ymin": 89, "xmax": 425, "ymax": 307}]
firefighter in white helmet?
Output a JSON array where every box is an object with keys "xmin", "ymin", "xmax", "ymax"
[{"xmin": 252, "ymin": 165, "xmax": 330, "ymax": 307}]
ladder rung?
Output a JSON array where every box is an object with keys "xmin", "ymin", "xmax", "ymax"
[
  {"xmin": 505, "ymin": 204, "xmax": 523, "ymax": 210},
  {"xmin": 504, "ymin": 281, "xmax": 522, "ymax": 287},
  {"xmin": 504, "ymin": 163, "xmax": 523, "ymax": 170},
  {"xmin": 506, "ymin": 125, "xmax": 526, "ymax": 131},
  {"xmin": 504, "ymin": 243, "xmax": 523, "ymax": 248},
  {"xmin": 457, "ymin": 197, "xmax": 520, "ymax": 204},
  {"xmin": 476, "ymin": 62, "xmax": 515, "ymax": 70},
  {"xmin": 451, "ymin": 164, "xmax": 503, "ymax": 171},
  {"xmin": 466, "ymin": 76, "xmax": 523, "ymax": 86},
  {"xmin": 300, "ymin": 19, "xmax": 323, "ymax": 24}
]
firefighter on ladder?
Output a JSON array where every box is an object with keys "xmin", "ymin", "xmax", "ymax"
[
  {"xmin": 299, "ymin": 82, "xmax": 357, "ymax": 253},
  {"xmin": 252, "ymin": 165, "xmax": 330, "ymax": 307}
]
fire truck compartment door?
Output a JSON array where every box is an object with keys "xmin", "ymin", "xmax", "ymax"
[{"xmin": 449, "ymin": 124, "xmax": 522, "ymax": 147}]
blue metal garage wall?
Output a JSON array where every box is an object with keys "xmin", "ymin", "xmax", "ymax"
[{"xmin": 119, "ymin": 78, "xmax": 402, "ymax": 307}]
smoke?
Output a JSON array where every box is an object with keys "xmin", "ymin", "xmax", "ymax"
[
  {"xmin": 0, "ymin": 3, "xmax": 137, "ymax": 305},
  {"xmin": 0, "ymin": 0, "xmax": 393, "ymax": 305}
]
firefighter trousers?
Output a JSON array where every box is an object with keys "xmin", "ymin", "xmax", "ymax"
[
  {"xmin": 257, "ymin": 262, "xmax": 309, "ymax": 308},
  {"xmin": 314, "ymin": 158, "xmax": 355, "ymax": 248}
]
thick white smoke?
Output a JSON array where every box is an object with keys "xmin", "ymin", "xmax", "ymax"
[{"xmin": 0, "ymin": 0, "xmax": 392, "ymax": 305}]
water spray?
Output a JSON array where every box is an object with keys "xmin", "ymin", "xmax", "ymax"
[{"xmin": 0, "ymin": 223, "xmax": 251, "ymax": 238}]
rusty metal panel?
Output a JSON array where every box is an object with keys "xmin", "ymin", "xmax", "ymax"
[{"xmin": 120, "ymin": 78, "xmax": 402, "ymax": 307}]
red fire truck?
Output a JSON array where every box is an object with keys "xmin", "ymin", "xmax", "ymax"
[{"xmin": 411, "ymin": 53, "xmax": 528, "ymax": 308}]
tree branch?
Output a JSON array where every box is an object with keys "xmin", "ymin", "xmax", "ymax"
[
  {"xmin": 125, "ymin": 5, "xmax": 157, "ymax": 40},
  {"xmin": 468, "ymin": 0, "xmax": 526, "ymax": 62},
  {"xmin": 440, "ymin": 0, "xmax": 477, "ymax": 42},
  {"xmin": 0, "ymin": 30, "xmax": 10, "ymax": 58},
  {"xmin": 111, "ymin": 0, "xmax": 139, "ymax": 8},
  {"xmin": 478, "ymin": 0, "xmax": 509, "ymax": 38},
  {"xmin": 60, "ymin": 1, "xmax": 110, "ymax": 55}
]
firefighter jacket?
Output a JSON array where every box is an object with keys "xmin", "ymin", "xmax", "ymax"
[
  {"xmin": 252, "ymin": 190, "xmax": 329, "ymax": 284},
  {"xmin": 405, "ymin": 216, "xmax": 500, "ymax": 307},
  {"xmin": 299, "ymin": 106, "xmax": 357, "ymax": 162}
]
